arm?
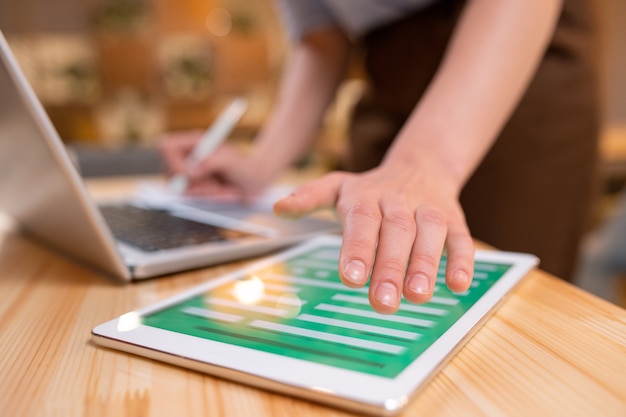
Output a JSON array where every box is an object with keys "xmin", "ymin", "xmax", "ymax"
[
  {"xmin": 275, "ymin": 0, "xmax": 563, "ymax": 313},
  {"xmin": 384, "ymin": 0, "xmax": 563, "ymax": 188},
  {"xmin": 159, "ymin": 26, "xmax": 350, "ymax": 197},
  {"xmin": 249, "ymin": 26, "xmax": 351, "ymax": 185}
]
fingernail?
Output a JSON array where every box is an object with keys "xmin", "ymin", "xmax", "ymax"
[
  {"xmin": 407, "ymin": 273, "xmax": 431, "ymax": 295},
  {"xmin": 343, "ymin": 260, "xmax": 366, "ymax": 285},
  {"xmin": 374, "ymin": 282, "xmax": 398, "ymax": 307},
  {"xmin": 451, "ymin": 270, "xmax": 469, "ymax": 287}
]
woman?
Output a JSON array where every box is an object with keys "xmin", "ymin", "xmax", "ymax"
[{"xmin": 161, "ymin": 0, "xmax": 600, "ymax": 314}]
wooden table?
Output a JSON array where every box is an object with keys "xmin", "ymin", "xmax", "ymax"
[{"xmin": 1, "ymin": 177, "xmax": 626, "ymax": 417}]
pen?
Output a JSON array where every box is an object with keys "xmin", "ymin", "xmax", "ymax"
[{"xmin": 169, "ymin": 97, "xmax": 248, "ymax": 194}]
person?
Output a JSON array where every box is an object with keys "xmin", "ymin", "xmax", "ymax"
[{"xmin": 160, "ymin": 0, "xmax": 600, "ymax": 314}]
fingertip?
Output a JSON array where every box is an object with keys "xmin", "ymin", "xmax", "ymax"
[
  {"xmin": 370, "ymin": 282, "xmax": 401, "ymax": 315},
  {"xmin": 277, "ymin": 173, "xmax": 345, "ymax": 217},
  {"xmin": 340, "ymin": 259, "xmax": 368, "ymax": 287},
  {"xmin": 403, "ymin": 273, "xmax": 434, "ymax": 304},
  {"xmin": 444, "ymin": 225, "xmax": 474, "ymax": 293},
  {"xmin": 447, "ymin": 268, "xmax": 472, "ymax": 293},
  {"xmin": 273, "ymin": 194, "xmax": 303, "ymax": 218}
]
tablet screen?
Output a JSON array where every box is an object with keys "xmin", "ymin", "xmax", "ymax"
[{"xmin": 142, "ymin": 243, "xmax": 514, "ymax": 379}]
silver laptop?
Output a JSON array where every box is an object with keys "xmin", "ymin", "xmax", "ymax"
[{"xmin": 0, "ymin": 30, "xmax": 340, "ymax": 281}]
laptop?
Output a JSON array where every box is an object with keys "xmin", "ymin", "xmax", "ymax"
[{"xmin": 0, "ymin": 30, "xmax": 340, "ymax": 281}]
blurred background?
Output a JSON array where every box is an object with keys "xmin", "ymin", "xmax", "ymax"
[
  {"xmin": 1, "ymin": 0, "xmax": 625, "ymax": 305},
  {"xmin": 0, "ymin": 0, "xmax": 360, "ymax": 175}
]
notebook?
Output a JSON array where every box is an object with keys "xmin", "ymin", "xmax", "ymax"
[
  {"xmin": 0, "ymin": 30, "xmax": 339, "ymax": 281},
  {"xmin": 92, "ymin": 234, "xmax": 539, "ymax": 415}
]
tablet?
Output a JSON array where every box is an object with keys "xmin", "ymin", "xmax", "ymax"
[{"xmin": 91, "ymin": 235, "xmax": 538, "ymax": 415}]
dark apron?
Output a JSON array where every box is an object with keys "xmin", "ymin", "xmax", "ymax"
[{"xmin": 345, "ymin": 0, "xmax": 600, "ymax": 280}]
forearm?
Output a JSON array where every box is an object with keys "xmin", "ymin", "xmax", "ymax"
[
  {"xmin": 383, "ymin": 0, "xmax": 563, "ymax": 194},
  {"xmin": 252, "ymin": 27, "xmax": 350, "ymax": 181}
]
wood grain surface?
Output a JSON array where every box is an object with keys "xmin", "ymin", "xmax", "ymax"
[{"xmin": 1, "ymin": 177, "xmax": 625, "ymax": 417}]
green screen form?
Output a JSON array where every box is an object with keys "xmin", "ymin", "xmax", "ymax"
[{"xmin": 143, "ymin": 246, "xmax": 512, "ymax": 378}]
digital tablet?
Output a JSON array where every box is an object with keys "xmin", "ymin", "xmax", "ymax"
[{"xmin": 92, "ymin": 235, "xmax": 538, "ymax": 415}]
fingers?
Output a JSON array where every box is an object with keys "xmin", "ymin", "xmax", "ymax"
[
  {"xmin": 273, "ymin": 172, "xmax": 345, "ymax": 218},
  {"xmin": 158, "ymin": 131, "xmax": 238, "ymax": 185},
  {"xmin": 274, "ymin": 173, "xmax": 382, "ymax": 299},
  {"xmin": 366, "ymin": 197, "xmax": 416, "ymax": 314},
  {"xmin": 159, "ymin": 135, "xmax": 267, "ymax": 200},
  {"xmin": 443, "ymin": 221, "xmax": 474, "ymax": 293},
  {"xmin": 275, "ymin": 169, "xmax": 475, "ymax": 315},
  {"xmin": 366, "ymin": 207, "xmax": 473, "ymax": 313},
  {"xmin": 402, "ymin": 206, "xmax": 447, "ymax": 304},
  {"xmin": 158, "ymin": 131, "xmax": 202, "ymax": 175},
  {"xmin": 337, "ymin": 200, "xmax": 381, "ymax": 293},
  {"xmin": 184, "ymin": 180, "xmax": 242, "ymax": 200}
]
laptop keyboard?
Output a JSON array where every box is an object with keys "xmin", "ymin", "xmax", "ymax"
[{"xmin": 99, "ymin": 204, "xmax": 255, "ymax": 252}]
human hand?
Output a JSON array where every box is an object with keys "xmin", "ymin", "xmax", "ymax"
[
  {"xmin": 158, "ymin": 131, "xmax": 271, "ymax": 200},
  {"xmin": 273, "ymin": 163, "xmax": 474, "ymax": 314}
]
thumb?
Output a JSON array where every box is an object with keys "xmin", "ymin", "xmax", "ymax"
[{"xmin": 273, "ymin": 172, "xmax": 346, "ymax": 218}]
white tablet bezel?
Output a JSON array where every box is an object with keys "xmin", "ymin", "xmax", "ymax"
[{"xmin": 92, "ymin": 235, "xmax": 538, "ymax": 416}]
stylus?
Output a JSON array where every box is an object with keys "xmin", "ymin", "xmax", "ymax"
[{"xmin": 169, "ymin": 97, "xmax": 248, "ymax": 194}]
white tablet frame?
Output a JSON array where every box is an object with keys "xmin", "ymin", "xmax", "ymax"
[{"xmin": 92, "ymin": 235, "xmax": 538, "ymax": 416}]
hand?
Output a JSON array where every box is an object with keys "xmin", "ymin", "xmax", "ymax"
[
  {"xmin": 158, "ymin": 131, "xmax": 271, "ymax": 199},
  {"xmin": 274, "ymin": 162, "xmax": 474, "ymax": 314}
]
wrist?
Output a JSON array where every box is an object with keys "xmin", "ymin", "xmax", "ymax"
[{"xmin": 381, "ymin": 148, "xmax": 468, "ymax": 198}]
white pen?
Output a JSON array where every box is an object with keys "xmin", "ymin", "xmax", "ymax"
[{"xmin": 169, "ymin": 97, "xmax": 248, "ymax": 194}]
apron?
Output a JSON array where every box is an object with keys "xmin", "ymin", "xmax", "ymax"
[{"xmin": 345, "ymin": 0, "xmax": 601, "ymax": 280}]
